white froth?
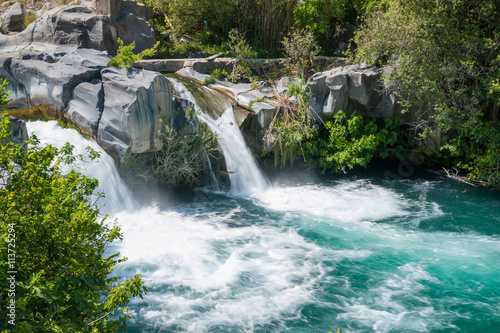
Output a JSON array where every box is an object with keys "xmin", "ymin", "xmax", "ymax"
[
  {"xmin": 257, "ymin": 180, "xmax": 409, "ymax": 223},
  {"xmin": 26, "ymin": 121, "xmax": 135, "ymax": 214}
]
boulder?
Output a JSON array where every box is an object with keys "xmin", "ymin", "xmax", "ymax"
[
  {"xmin": 0, "ymin": 54, "xmax": 29, "ymax": 109},
  {"xmin": 0, "ymin": 5, "xmax": 155, "ymax": 55},
  {"xmin": 121, "ymin": 0, "xmax": 153, "ymax": 20},
  {"xmin": 7, "ymin": 49, "xmax": 109, "ymax": 109},
  {"xmin": 347, "ymin": 68, "xmax": 383, "ymax": 112},
  {"xmin": 323, "ymin": 71, "xmax": 348, "ymax": 117},
  {"xmin": 371, "ymin": 92, "xmax": 398, "ymax": 120},
  {"xmin": 0, "ymin": 2, "xmax": 25, "ymax": 33},
  {"xmin": 306, "ymin": 72, "xmax": 328, "ymax": 120},
  {"xmin": 1, "ymin": 116, "xmax": 28, "ymax": 147},
  {"xmin": 66, "ymin": 80, "xmax": 104, "ymax": 137},
  {"xmin": 97, "ymin": 67, "xmax": 176, "ymax": 156}
]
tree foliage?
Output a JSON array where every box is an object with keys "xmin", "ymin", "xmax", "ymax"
[
  {"xmin": 0, "ymin": 89, "xmax": 147, "ymax": 331},
  {"xmin": 265, "ymin": 78, "xmax": 315, "ymax": 168},
  {"xmin": 352, "ymin": 0, "xmax": 500, "ymax": 185},
  {"xmin": 304, "ymin": 111, "xmax": 400, "ymax": 173},
  {"xmin": 281, "ymin": 28, "xmax": 321, "ymax": 75},
  {"xmin": 108, "ymin": 38, "xmax": 159, "ymax": 69},
  {"xmin": 142, "ymin": 0, "xmax": 377, "ymax": 56}
]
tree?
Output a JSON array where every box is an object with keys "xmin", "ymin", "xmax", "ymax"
[
  {"xmin": 0, "ymin": 82, "xmax": 147, "ymax": 331},
  {"xmin": 351, "ymin": 0, "xmax": 500, "ymax": 185}
]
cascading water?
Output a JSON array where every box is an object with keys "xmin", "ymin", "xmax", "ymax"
[
  {"xmin": 167, "ymin": 76, "xmax": 269, "ymax": 195},
  {"xmin": 26, "ymin": 79, "xmax": 500, "ymax": 333},
  {"xmin": 26, "ymin": 121, "xmax": 136, "ymax": 214}
]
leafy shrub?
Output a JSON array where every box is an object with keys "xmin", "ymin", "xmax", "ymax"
[
  {"xmin": 304, "ymin": 111, "xmax": 400, "ymax": 173},
  {"xmin": 351, "ymin": 0, "xmax": 500, "ymax": 185},
  {"xmin": 203, "ymin": 75, "xmax": 217, "ymax": 85},
  {"xmin": 23, "ymin": 10, "xmax": 36, "ymax": 29},
  {"xmin": 0, "ymin": 92, "xmax": 147, "ymax": 331},
  {"xmin": 211, "ymin": 68, "xmax": 228, "ymax": 80},
  {"xmin": 282, "ymin": 28, "xmax": 320, "ymax": 75},
  {"xmin": 108, "ymin": 38, "xmax": 159, "ymax": 69},
  {"xmin": 265, "ymin": 78, "xmax": 315, "ymax": 167},
  {"xmin": 227, "ymin": 29, "xmax": 258, "ymax": 82},
  {"xmin": 152, "ymin": 121, "xmax": 218, "ymax": 188}
]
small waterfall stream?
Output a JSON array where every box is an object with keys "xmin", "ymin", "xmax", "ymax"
[
  {"xmin": 22, "ymin": 79, "xmax": 500, "ymax": 333},
  {"xmin": 167, "ymin": 76, "xmax": 269, "ymax": 195},
  {"xmin": 26, "ymin": 121, "xmax": 136, "ymax": 214}
]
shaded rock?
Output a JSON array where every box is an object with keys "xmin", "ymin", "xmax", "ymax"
[
  {"xmin": 96, "ymin": 0, "xmax": 121, "ymax": 20},
  {"xmin": 0, "ymin": 2, "xmax": 24, "ymax": 33},
  {"xmin": 0, "ymin": 5, "xmax": 155, "ymax": 55},
  {"xmin": 347, "ymin": 69, "xmax": 383, "ymax": 112},
  {"xmin": 0, "ymin": 54, "xmax": 29, "ymax": 109},
  {"xmin": 121, "ymin": 0, "xmax": 153, "ymax": 20},
  {"xmin": 66, "ymin": 80, "xmax": 104, "ymax": 137},
  {"xmin": 332, "ymin": 23, "xmax": 355, "ymax": 56},
  {"xmin": 323, "ymin": 71, "xmax": 348, "ymax": 117},
  {"xmin": 306, "ymin": 72, "xmax": 328, "ymax": 120},
  {"xmin": 97, "ymin": 67, "xmax": 175, "ymax": 156},
  {"xmin": 372, "ymin": 92, "xmax": 398, "ymax": 120},
  {"xmin": 1, "ymin": 116, "xmax": 28, "ymax": 147}
]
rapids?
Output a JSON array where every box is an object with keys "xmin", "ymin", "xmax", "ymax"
[{"xmin": 27, "ymin": 120, "xmax": 500, "ymax": 333}]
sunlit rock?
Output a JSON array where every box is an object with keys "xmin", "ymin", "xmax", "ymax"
[{"xmin": 97, "ymin": 67, "xmax": 175, "ymax": 156}]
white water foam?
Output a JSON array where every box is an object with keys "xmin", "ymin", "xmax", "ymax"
[
  {"xmin": 26, "ymin": 121, "xmax": 136, "ymax": 213},
  {"xmin": 257, "ymin": 180, "xmax": 410, "ymax": 223},
  {"xmin": 113, "ymin": 204, "xmax": 376, "ymax": 332}
]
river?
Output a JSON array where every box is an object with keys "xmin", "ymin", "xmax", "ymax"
[{"xmin": 26, "ymin": 73, "xmax": 500, "ymax": 332}]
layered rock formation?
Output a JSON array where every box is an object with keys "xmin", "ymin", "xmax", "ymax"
[
  {"xmin": 306, "ymin": 64, "xmax": 399, "ymax": 121},
  {"xmin": 0, "ymin": 2, "xmax": 155, "ymax": 56},
  {"xmin": 1, "ymin": 49, "xmax": 193, "ymax": 158}
]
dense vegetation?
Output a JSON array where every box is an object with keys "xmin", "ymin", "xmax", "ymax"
[
  {"xmin": 143, "ymin": 0, "xmax": 377, "ymax": 57},
  {"xmin": 352, "ymin": 0, "xmax": 500, "ymax": 185},
  {"xmin": 0, "ymin": 81, "xmax": 147, "ymax": 332},
  {"xmin": 140, "ymin": 0, "xmax": 499, "ymax": 186}
]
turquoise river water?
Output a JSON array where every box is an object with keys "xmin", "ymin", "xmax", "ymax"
[{"xmin": 28, "ymin": 117, "xmax": 500, "ymax": 333}]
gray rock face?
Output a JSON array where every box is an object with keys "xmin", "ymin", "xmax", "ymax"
[
  {"xmin": 66, "ymin": 80, "xmax": 104, "ymax": 137},
  {"xmin": 323, "ymin": 71, "xmax": 348, "ymax": 117},
  {"xmin": 0, "ymin": 4, "xmax": 155, "ymax": 55},
  {"xmin": 347, "ymin": 69, "xmax": 383, "ymax": 112},
  {"xmin": 5, "ymin": 49, "xmax": 109, "ymax": 110},
  {"xmin": 306, "ymin": 66, "xmax": 397, "ymax": 121},
  {"xmin": 97, "ymin": 67, "xmax": 175, "ymax": 156},
  {"xmin": 0, "ymin": 54, "xmax": 29, "ymax": 109},
  {"xmin": 306, "ymin": 72, "xmax": 329, "ymax": 120},
  {"xmin": 0, "ymin": 2, "xmax": 25, "ymax": 33}
]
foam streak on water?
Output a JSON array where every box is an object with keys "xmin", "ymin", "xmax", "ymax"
[{"xmin": 26, "ymin": 122, "xmax": 500, "ymax": 333}]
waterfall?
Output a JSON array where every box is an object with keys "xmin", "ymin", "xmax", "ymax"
[
  {"xmin": 26, "ymin": 121, "xmax": 136, "ymax": 214},
  {"xmin": 167, "ymin": 76, "xmax": 269, "ymax": 196}
]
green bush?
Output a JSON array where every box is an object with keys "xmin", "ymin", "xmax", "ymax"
[
  {"xmin": 108, "ymin": 38, "xmax": 159, "ymax": 69},
  {"xmin": 152, "ymin": 121, "xmax": 218, "ymax": 188},
  {"xmin": 281, "ymin": 28, "xmax": 320, "ymax": 75},
  {"xmin": 351, "ymin": 0, "xmax": 500, "ymax": 185},
  {"xmin": 203, "ymin": 75, "xmax": 217, "ymax": 85},
  {"xmin": 304, "ymin": 111, "xmax": 400, "ymax": 173},
  {"xmin": 0, "ymin": 105, "xmax": 147, "ymax": 331},
  {"xmin": 265, "ymin": 78, "xmax": 315, "ymax": 167}
]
